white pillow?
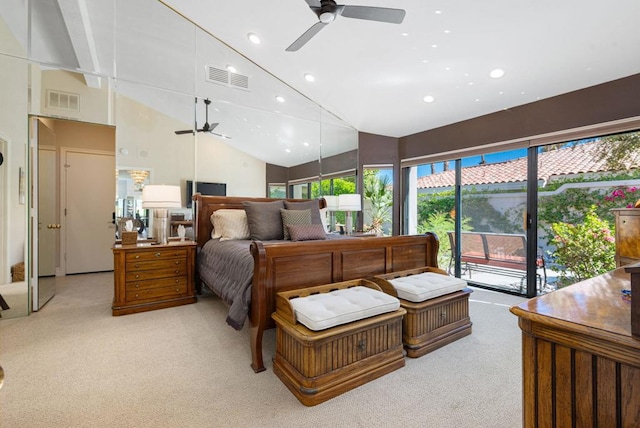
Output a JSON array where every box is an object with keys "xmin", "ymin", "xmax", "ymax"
[{"xmin": 210, "ymin": 209, "xmax": 250, "ymax": 241}]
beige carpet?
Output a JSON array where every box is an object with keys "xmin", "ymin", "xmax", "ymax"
[{"xmin": 0, "ymin": 272, "xmax": 527, "ymax": 428}]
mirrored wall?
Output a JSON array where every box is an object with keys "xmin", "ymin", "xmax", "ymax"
[{"xmin": 0, "ymin": 0, "xmax": 358, "ymax": 317}]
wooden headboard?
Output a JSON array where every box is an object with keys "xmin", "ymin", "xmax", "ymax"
[{"xmin": 192, "ymin": 193, "xmax": 327, "ymax": 248}]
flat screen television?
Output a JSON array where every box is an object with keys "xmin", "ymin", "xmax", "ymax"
[{"xmin": 185, "ymin": 181, "xmax": 226, "ymax": 208}]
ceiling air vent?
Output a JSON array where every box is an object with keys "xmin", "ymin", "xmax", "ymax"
[
  {"xmin": 205, "ymin": 66, "xmax": 250, "ymax": 91},
  {"xmin": 46, "ymin": 90, "xmax": 80, "ymax": 111}
]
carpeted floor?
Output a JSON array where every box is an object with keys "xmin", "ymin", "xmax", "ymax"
[{"xmin": 0, "ymin": 272, "xmax": 527, "ymax": 427}]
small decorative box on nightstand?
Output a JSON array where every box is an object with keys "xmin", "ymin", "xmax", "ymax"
[{"xmin": 112, "ymin": 241, "xmax": 197, "ymax": 316}]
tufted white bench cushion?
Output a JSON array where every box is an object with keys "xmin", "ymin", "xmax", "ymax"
[
  {"xmin": 388, "ymin": 272, "xmax": 467, "ymax": 303},
  {"xmin": 289, "ymin": 286, "xmax": 400, "ymax": 331}
]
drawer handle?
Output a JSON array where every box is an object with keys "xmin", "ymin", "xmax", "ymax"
[
  {"xmin": 175, "ymin": 279, "xmax": 179, "ymax": 283},
  {"xmin": 135, "ymin": 294, "xmax": 139, "ymax": 298},
  {"xmin": 135, "ymin": 284, "xmax": 140, "ymax": 288},
  {"xmin": 357, "ymin": 339, "xmax": 366, "ymax": 351},
  {"xmin": 155, "ymin": 252, "xmax": 161, "ymax": 258},
  {"xmin": 440, "ymin": 311, "xmax": 447, "ymax": 320},
  {"xmin": 176, "ymin": 288, "xmax": 180, "ymax": 292},
  {"xmin": 175, "ymin": 252, "xmax": 180, "ymax": 256},
  {"xmin": 135, "ymin": 274, "xmax": 140, "ymax": 279},
  {"xmin": 175, "ymin": 261, "xmax": 180, "ymax": 265},
  {"xmin": 175, "ymin": 270, "xmax": 180, "ymax": 274},
  {"xmin": 134, "ymin": 264, "xmax": 140, "ymax": 268},
  {"xmin": 135, "ymin": 255, "xmax": 140, "ymax": 259}
]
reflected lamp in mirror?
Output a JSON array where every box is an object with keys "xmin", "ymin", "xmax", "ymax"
[
  {"xmin": 324, "ymin": 195, "xmax": 339, "ymax": 232},
  {"xmin": 338, "ymin": 194, "xmax": 361, "ymax": 235},
  {"xmin": 142, "ymin": 185, "xmax": 181, "ymax": 244}
]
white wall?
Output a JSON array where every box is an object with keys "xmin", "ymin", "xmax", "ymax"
[{"xmin": 0, "ymin": 25, "xmax": 28, "ymax": 285}]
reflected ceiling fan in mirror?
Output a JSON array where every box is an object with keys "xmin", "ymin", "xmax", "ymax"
[
  {"xmin": 286, "ymin": 0, "xmax": 406, "ymax": 52},
  {"xmin": 175, "ymin": 98, "xmax": 231, "ymax": 139}
]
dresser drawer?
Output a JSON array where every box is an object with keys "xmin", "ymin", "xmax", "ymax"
[
  {"xmin": 125, "ymin": 276, "xmax": 186, "ymax": 291},
  {"xmin": 125, "ymin": 248, "xmax": 187, "ymax": 263},
  {"xmin": 126, "ymin": 283, "xmax": 188, "ymax": 303},
  {"xmin": 127, "ymin": 258, "xmax": 186, "ymax": 272},
  {"xmin": 125, "ymin": 265, "xmax": 187, "ymax": 282}
]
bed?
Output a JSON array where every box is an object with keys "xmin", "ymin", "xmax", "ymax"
[{"xmin": 193, "ymin": 194, "xmax": 440, "ymax": 372}]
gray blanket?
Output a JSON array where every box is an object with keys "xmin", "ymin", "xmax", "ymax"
[
  {"xmin": 197, "ymin": 239, "xmax": 255, "ymax": 330},
  {"xmin": 197, "ymin": 234, "xmax": 351, "ymax": 330}
]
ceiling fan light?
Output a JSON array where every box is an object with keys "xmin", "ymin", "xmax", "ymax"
[
  {"xmin": 247, "ymin": 33, "xmax": 261, "ymax": 44},
  {"xmin": 319, "ymin": 11, "xmax": 335, "ymax": 23}
]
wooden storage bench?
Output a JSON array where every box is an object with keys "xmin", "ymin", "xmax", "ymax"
[
  {"xmin": 272, "ymin": 279, "xmax": 406, "ymax": 406},
  {"xmin": 371, "ymin": 267, "xmax": 472, "ymax": 358}
]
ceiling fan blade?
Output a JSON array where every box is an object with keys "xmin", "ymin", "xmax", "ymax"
[
  {"xmin": 340, "ymin": 6, "xmax": 406, "ymax": 24},
  {"xmin": 286, "ymin": 21, "xmax": 327, "ymax": 52},
  {"xmin": 211, "ymin": 132, "xmax": 231, "ymax": 140},
  {"xmin": 175, "ymin": 129, "xmax": 195, "ymax": 135},
  {"xmin": 303, "ymin": 0, "xmax": 320, "ymax": 6},
  {"xmin": 208, "ymin": 123, "xmax": 220, "ymax": 132}
]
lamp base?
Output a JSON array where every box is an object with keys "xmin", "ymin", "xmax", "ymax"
[
  {"xmin": 154, "ymin": 209, "xmax": 169, "ymax": 245},
  {"xmin": 345, "ymin": 211, "xmax": 353, "ymax": 235}
]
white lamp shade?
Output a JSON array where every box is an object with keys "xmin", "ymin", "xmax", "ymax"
[
  {"xmin": 142, "ymin": 185, "xmax": 182, "ymax": 208},
  {"xmin": 323, "ymin": 195, "xmax": 339, "ymax": 211},
  {"xmin": 338, "ymin": 194, "xmax": 361, "ymax": 211}
]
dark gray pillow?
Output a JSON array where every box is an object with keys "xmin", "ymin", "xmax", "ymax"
[
  {"xmin": 243, "ymin": 200, "xmax": 285, "ymax": 240},
  {"xmin": 283, "ymin": 200, "xmax": 322, "ymax": 225}
]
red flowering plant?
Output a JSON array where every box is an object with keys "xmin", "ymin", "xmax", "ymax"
[{"xmin": 603, "ymin": 186, "xmax": 640, "ymax": 208}]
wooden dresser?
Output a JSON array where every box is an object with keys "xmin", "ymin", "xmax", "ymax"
[
  {"xmin": 612, "ymin": 208, "xmax": 640, "ymax": 267},
  {"xmin": 112, "ymin": 241, "xmax": 197, "ymax": 316},
  {"xmin": 510, "ymin": 268, "xmax": 640, "ymax": 427}
]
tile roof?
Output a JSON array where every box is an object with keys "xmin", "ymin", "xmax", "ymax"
[{"xmin": 416, "ymin": 141, "xmax": 638, "ymax": 189}]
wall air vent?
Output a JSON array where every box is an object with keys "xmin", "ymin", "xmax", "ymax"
[
  {"xmin": 205, "ymin": 66, "xmax": 250, "ymax": 91},
  {"xmin": 46, "ymin": 90, "xmax": 80, "ymax": 111}
]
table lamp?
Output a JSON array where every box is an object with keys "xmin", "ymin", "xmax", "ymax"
[
  {"xmin": 338, "ymin": 194, "xmax": 361, "ymax": 235},
  {"xmin": 323, "ymin": 195, "xmax": 339, "ymax": 232},
  {"xmin": 142, "ymin": 185, "xmax": 181, "ymax": 244}
]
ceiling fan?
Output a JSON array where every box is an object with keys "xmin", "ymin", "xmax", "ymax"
[
  {"xmin": 286, "ymin": 0, "xmax": 406, "ymax": 52},
  {"xmin": 175, "ymin": 98, "xmax": 230, "ymax": 139}
]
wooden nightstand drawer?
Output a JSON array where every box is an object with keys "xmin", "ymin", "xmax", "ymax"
[
  {"xmin": 127, "ymin": 258, "xmax": 186, "ymax": 272},
  {"xmin": 125, "ymin": 248, "xmax": 187, "ymax": 263},
  {"xmin": 126, "ymin": 277, "xmax": 186, "ymax": 291},
  {"xmin": 125, "ymin": 265, "xmax": 187, "ymax": 282},
  {"xmin": 112, "ymin": 241, "xmax": 197, "ymax": 316},
  {"xmin": 125, "ymin": 284, "xmax": 188, "ymax": 302}
]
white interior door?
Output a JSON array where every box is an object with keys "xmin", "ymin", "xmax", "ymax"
[{"xmin": 64, "ymin": 150, "xmax": 115, "ymax": 274}]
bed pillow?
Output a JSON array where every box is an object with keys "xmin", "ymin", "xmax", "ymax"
[
  {"xmin": 243, "ymin": 200, "xmax": 285, "ymax": 240},
  {"xmin": 287, "ymin": 224, "xmax": 327, "ymax": 242},
  {"xmin": 283, "ymin": 200, "xmax": 323, "ymax": 226},
  {"xmin": 210, "ymin": 209, "xmax": 250, "ymax": 241},
  {"xmin": 280, "ymin": 209, "xmax": 312, "ymax": 240}
]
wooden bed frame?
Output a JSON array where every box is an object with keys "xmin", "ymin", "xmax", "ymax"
[{"xmin": 193, "ymin": 194, "xmax": 441, "ymax": 372}]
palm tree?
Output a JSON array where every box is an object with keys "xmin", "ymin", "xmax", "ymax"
[{"xmin": 363, "ymin": 173, "xmax": 393, "ymax": 235}]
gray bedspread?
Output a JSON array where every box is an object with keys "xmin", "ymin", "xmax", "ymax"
[
  {"xmin": 197, "ymin": 234, "xmax": 352, "ymax": 330},
  {"xmin": 198, "ymin": 239, "xmax": 255, "ymax": 330}
]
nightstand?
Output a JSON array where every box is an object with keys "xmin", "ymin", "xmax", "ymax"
[{"xmin": 112, "ymin": 240, "xmax": 197, "ymax": 316}]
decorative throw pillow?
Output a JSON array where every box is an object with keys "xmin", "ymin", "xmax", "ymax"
[
  {"xmin": 243, "ymin": 200, "xmax": 285, "ymax": 240},
  {"xmin": 280, "ymin": 209, "xmax": 312, "ymax": 240},
  {"xmin": 287, "ymin": 224, "xmax": 327, "ymax": 241},
  {"xmin": 283, "ymin": 200, "xmax": 323, "ymax": 225},
  {"xmin": 210, "ymin": 209, "xmax": 250, "ymax": 241}
]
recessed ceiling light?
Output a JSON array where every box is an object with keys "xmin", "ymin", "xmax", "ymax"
[
  {"xmin": 303, "ymin": 142, "xmax": 309, "ymax": 146},
  {"xmin": 275, "ymin": 95, "xmax": 285, "ymax": 103},
  {"xmin": 468, "ymin": 82, "xmax": 474, "ymax": 85},
  {"xmin": 435, "ymin": 10, "xmax": 442, "ymax": 14},
  {"xmin": 285, "ymin": 148, "xmax": 291, "ymax": 153},
  {"xmin": 445, "ymin": 67, "xmax": 451, "ymax": 71},
  {"xmin": 475, "ymin": 98, "xmax": 480, "ymax": 102},
  {"xmin": 247, "ymin": 33, "xmax": 261, "ymax": 44},
  {"xmin": 490, "ymin": 68, "xmax": 505, "ymax": 79},
  {"xmin": 431, "ymin": 44, "xmax": 438, "ymax": 48},
  {"xmin": 226, "ymin": 65, "xmax": 237, "ymax": 73},
  {"xmin": 444, "ymin": 29, "xmax": 451, "ymax": 34},
  {"xmin": 422, "ymin": 59, "xmax": 429, "ymax": 63},
  {"xmin": 423, "ymin": 95, "xmax": 435, "ymax": 103},
  {"xmin": 303, "ymin": 73, "xmax": 315, "ymax": 82},
  {"xmin": 401, "ymin": 32, "xmax": 409, "ymax": 36}
]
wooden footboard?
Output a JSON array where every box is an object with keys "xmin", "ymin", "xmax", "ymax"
[
  {"xmin": 249, "ymin": 234, "xmax": 439, "ymax": 372},
  {"xmin": 192, "ymin": 194, "xmax": 440, "ymax": 373}
]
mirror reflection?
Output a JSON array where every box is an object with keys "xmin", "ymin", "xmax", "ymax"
[{"xmin": 1, "ymin": 0, "xmax": 358, "ymax": 318}]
